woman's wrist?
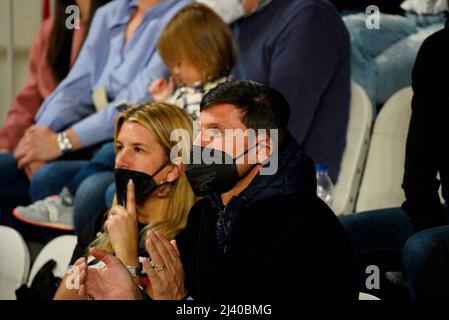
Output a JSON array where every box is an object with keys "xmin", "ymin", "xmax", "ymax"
[{"xmin": 115, "ymin": 246, "xmax": 139, "ymax": 266}]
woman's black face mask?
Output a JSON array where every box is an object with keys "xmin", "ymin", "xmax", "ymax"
[
  {"xmin": 115, "ymin": 163, "xmax": 167, "ymax": 206},
  {"xmin": 185, "ymin": 144, "xmax": 257, "ymax": 197}
]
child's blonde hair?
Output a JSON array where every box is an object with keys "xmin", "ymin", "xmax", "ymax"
[{"xmin": 158, "ymin": 3, "xmax": 237, "ymax": 83}]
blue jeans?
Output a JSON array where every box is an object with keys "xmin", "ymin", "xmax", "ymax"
[
  {"xmin": 66, "ymin": 142, "xmax": 115, "ymax": 195},
  {"xmin": 73, "ymin": 171, "xmax": 115, "ymax": 235},
  {"xmin": 0, "ymin": 153, "xmax": 84, "ymax": 242},
  {"xmin": 0, "ymin": 153, "xmax": 83, "ymax": 222},
  {"xmin": 27, "ymin": 160, "xmax": 88, "ymax": 242},
  {"xmin": 340, "ymin": 207, "xmax": 449, "ymax": 299},
  {"xmin": 105, "ymin": 183, "xmax": 116, "ymax": 208},
  {"xmin": 25, "ymin": 143, "xmax": 115, "ymax": 236},
  {"xmin": 402, "ymin": 224, "xmax": 449, "ymax": 299},
  {"xmin": 343, "ymin": 13, "xmax": 445, "ymax": 108},
  {"xmin": 0, "ymin": 153, "xmax": 31, "ymax": 228},
  {"xmin": 29, "ymin": 160, "xmax": 88, "ymax": 202}
]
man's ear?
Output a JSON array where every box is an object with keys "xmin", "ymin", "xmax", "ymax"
[
  {"xmin": 256, "ymin": 133, "xmax": 272, "ymax": 165},
  {"xmin": 166, "ymin": 157, "xmax": 182, "ymax": 183}
]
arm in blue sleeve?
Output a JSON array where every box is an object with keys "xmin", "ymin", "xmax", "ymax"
[
  {"xmin": 35, "ymin": 11, "xmax": 107, "ymax": 131},
  {"xmin": 71, "ymin": 53, "xmax": 169, "ymax": 147},
  {"xmin": 269, "ymin": 3, "xmax": 349, "ymax": 144}
]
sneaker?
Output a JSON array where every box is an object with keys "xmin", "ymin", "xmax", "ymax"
[{"xmin": 13, "ymin": 187, "xmax": 75, "ymax": 231}]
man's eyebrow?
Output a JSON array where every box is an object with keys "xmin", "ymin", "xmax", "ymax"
[{"xmin": 202, "ymin": 122, "xmax": 225, "ymax": 129}]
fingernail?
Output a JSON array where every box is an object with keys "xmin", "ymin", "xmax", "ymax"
[{"xmin": 128, "ymin": 179, "xmax": 133, "ymax": 185}]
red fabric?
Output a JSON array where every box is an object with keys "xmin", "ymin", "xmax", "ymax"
[
  {"xmin": 0, "ymin": 17, "xmax": 86, "ymax": 152},
  {"xmin": 42, "ymin": 0, "xmax": 51, "ymax": 21}
]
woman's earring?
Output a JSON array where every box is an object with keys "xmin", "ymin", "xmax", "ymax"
[{"xmin": 157, "ymin": 181, "xmax": 169, "ymax": 198}]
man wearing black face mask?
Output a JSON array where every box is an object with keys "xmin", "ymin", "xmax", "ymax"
[
  {"xmin": 78, "ymin": 80, "xmax": 358, "ymax": 301},
  {"xmin": 176, "ymin": 80, "xmax": 358, "ymax": 300}
]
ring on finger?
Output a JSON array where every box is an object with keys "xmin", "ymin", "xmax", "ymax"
[
  {"xmin": 149, "ymin": 259, "xmax": 166, "ymax": 272},
  {"xmin": 154, "ymin": 265, "xmax": 166, "ymax": 272}
]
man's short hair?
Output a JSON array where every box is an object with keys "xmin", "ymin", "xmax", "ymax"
[{"xmin": 200, "ymin": 80, "xmax": 291, "ymax": 143}]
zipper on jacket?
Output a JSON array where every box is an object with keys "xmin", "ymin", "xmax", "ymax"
[{"xmin": 219, "ymin": 206, "xmax": 229, "ymax": 254}]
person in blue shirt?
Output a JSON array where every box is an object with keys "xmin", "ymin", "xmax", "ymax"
[
  {"xmin": 0, "ymin": 0, "xmax": 192, "ymax": 230},
  {"xmin": 231, "ymin": 0, "xmax": 351, "ymax": 182}
]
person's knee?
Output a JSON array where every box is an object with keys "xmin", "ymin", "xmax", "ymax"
[
  {"xmin": 402, "ymin": 231, "xmax": 437, "ymax": 275},
  {"xmin": 29, "ymin": 163, "xmax": 56, "ymax": 201},
  {"xmin": 0, "ymin": 153, "xmax": 21, "ymax": 180},
  {"xmin": 0, "ymin": 152, "xmax": 16, "ymax": 167},
  {"xmin": 74, "ymin": 172, "xmax": 114, "ymax": 233},
  {"xmin": 403, "ymin": 229, "xmax": 447, "ymax": 266},
  {"xmin": 104, "ymin": 183, "xmax": 116, "ymax": 208}
]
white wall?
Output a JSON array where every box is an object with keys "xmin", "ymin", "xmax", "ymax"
[{"xmin": 0, "ymin": 0, "xmax": 42, "ymax": 125}]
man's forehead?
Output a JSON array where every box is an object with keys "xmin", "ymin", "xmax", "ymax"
[{"xmin": 199, "ymin": 103, "xmax": 245, "ymax": 128}]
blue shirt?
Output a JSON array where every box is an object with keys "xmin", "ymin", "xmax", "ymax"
[
  {"xmin": 232, "ymin": 0, "xmax": 350, "ymax": 181},
  {"xmin": 35, "ymin": 0, "xmax": 192, "ymax": 147}
]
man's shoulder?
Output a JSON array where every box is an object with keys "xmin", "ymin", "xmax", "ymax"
[
  {"xmin": 258, "ymin": 0, "xmax": 347, "ymax": 42},
  {"xmin": 248, "ymin": 192, "xmax": 326, "ymax": 217},
  {"xmin": 247, "ymin": 192, "xmax": 341, "ymax": 229},
  {"xmin": 250, "ymin": 191, "xmax": 316, "ymax": 207},
  {"xmin": 419, "ymin": 26, "xmax": 449, "ymax": 54},
  {"xmin": 184, "ymin": 198, "xmax": 211, "ymax": 225},
  {"xmin": 279, "ymin": 0, "xmax": 341, "ymax": 17}
]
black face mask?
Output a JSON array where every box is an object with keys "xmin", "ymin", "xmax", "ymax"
[
  {"xmin": 115, "ymin": 163, "xmax": 167, "ymax": 206},
  {"xmin": 185, "ymin": 144, "xmax": 257, "ymax": 197}
]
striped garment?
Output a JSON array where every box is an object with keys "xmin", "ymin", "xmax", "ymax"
[{"xmin": 168, "ymin": 77, "xmax": 230, "ymax": 120}]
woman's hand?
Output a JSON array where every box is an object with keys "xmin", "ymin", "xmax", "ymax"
[
  {"xmin": 143, "ymin": 231, "xmax": 188, "ymax": 300},
  {"xmin": 148, "ymin": 77, "xmax": 175, "ymax": 102},
  {"xmin": 104, "ymin": 180, "xmax": 139, "ymax": 266},
  {"xmin": 53, "ymin": 256, "xmax": 89, "ymax": 300},
  {"xmin": 78, "ymin": 247, "xmax": 142, "ymax": 300}
]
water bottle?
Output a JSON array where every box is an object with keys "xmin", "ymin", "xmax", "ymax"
[{"xmin": 316, "ymin": 164, "xmax": 334, "ymax": 206}]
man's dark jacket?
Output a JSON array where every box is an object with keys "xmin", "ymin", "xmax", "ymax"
[{"xmin": 176, "ymin": 135, "xmax": 359, "ymax": 300}]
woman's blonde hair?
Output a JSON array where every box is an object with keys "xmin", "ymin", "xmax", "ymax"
[
  {"xmin": 158, "ymin": 2, "xmax": 237, "ymax": 83},
  {"xmin": 89, "ymin": 102, "xmax": 196, "ymax": 255}
]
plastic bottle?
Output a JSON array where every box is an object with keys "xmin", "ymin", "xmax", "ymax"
[{"xmin": 316, "ymin": 164, "xmax": 334, "ymax": 206}]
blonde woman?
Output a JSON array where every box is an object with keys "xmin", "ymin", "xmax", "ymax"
[{"xmin": 54, "ymin": 102, "xmax": 196, "ymax": 299}]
